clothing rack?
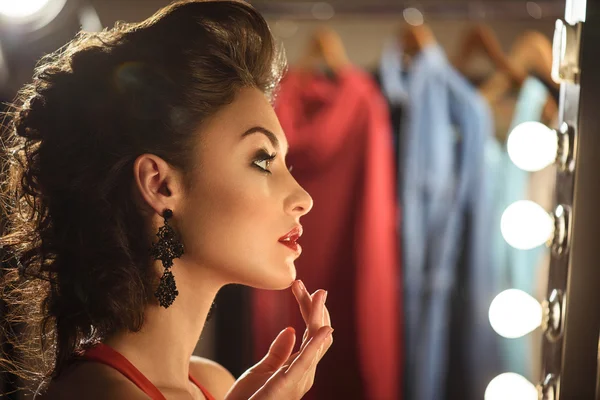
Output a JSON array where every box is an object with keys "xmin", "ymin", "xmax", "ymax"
[{"xmin": 251, "ymin": 1, "xmax": 564, "ymax": 20}]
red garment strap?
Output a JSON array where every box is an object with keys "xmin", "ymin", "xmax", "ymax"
[
  {"xmin": 80, "ymin": 343, "xmax": 215, "ymax": 400},
  {"xmin": 189, "ymin": 374, "xmax": 216, "ymax": 400}
]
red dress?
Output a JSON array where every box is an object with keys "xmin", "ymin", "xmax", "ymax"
[
  {"xmin": 79, "ymin": 343, "xmax": 216, "ymax": 400},
  {"xmin": 253, "ymin": 67, "xmax": 402, "ymax": 399}
]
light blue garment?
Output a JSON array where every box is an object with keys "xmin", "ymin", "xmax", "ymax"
[
  {"xmin": 379, "ymin": 39, "xmax": 409, "ymax": 106},
  {"xmin": 380, "ymin": 42, "xmax": 495, "ymax": 400},
  {"xmin": 486, "ymin": 77, "xmax": 549, "ymax": 379}
]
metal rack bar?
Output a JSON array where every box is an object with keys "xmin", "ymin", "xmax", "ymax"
[{"xmin": 251, "ymin": 1, "xmax": 565, "ymax": 20}]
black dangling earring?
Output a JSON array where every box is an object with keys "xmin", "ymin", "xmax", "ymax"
[{"xmin": 150, "ymin": 209, "xmax": 184, "ymax": 308}]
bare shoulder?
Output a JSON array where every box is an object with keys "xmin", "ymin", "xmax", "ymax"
[
  {"xmin": 38, "ymin": 361, "xmax": 149, "ymax": 400},
  {"xmin": 189, "ymin": 356, "xmax": 236, "ymax": 400}
]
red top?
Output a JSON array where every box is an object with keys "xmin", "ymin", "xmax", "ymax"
[{"xmin": 79, "ymin": 343, "xmax": 216, "ymax": 400}]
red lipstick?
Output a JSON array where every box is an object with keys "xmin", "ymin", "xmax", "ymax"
[{"xmin": 278, "ymin": 225, "xmax": 303, "ymax": 255}]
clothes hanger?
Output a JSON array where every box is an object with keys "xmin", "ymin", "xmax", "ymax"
[
  {"xmin": 510, "ymin": 31, "xmax": 558, "ymax": 123},
  {"xmin": 453, "ymin": 24, "xmax": 526, "ymax": 86},
  {"xmin": 400, "ymin": 24, "xmax": 436, "ymax": 61},
  {"xmin": 297, "ymin": 27, "xmax": 350, "ymax": 78},
  {"xmin": 509, "ymin": 31, "xmax": 555, "ymax": 88},
  {"xmin": 480, "ymin": 30, "xmax": 558, "ymax": 123}
]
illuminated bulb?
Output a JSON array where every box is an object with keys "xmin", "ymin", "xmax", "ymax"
[
  {"xmin": 489, "ymin": 289, "xmax": 542, "ymax": 339},
  {"xmin": 501, "ymin": 200, "xmax": 553, "ymax": 250},
  {"xmin": 485, "ymin": 373, "xmax": 538, "ymax": 400},
  {"xmin": 403, "ymin": 8, "xmax": 424, "ymax": 26},
  {"xmin": 507, "ymin": 121, "xmax": 558, "ymax": 172},
  {"xmin": 526, "ymin": 2, "xmax": 543, "ymax": 19},
  {"xmin": 311, "ymin": 2, "xmax": 335, "ymax": 20},
  {"xmin": 273, "ymin": 20, "xmax": 299, "ymax": 39},
  {"xmin": 0, "ymin": 0, "xmax": 50, "ymax": 18}
]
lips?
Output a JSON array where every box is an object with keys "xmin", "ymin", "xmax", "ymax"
[{"xmin": 278, "ymin": 225, "xmax": 303, "ymax": 255}]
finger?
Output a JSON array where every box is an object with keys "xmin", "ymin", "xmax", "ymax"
[
  {"xmin": 286, "ymin": 308, "xmax": 330, "ymax": 366},
  {"xmin": 298, "ymin": 290, "xmax": 326, "ymax": 353},
  {"xmin": 284, "ymin": 349, "xmax": 300, "ymax": 366},
  {"xmin": 304, "ymin": 330, "xmax": 334, "ymax": 390},
  {"xmin": 252, "ymin": 327, "xmax": 296, "ymax": 373},
  {"xmin": 296, "ymin": 289, "xmax": 318, "ymax": 351},
  {"xmin": 285, "ymin": 326, "xmax": 334, "ymax": 381},
  {"xmin": 308, "ymin": 290, "xmax": 326, "ymax": 337},
  {"xmin": 317, "ymin": 309, "xmax": 334, "ymax": 362},
  {"xmin": 292, "ymin": 280, "xmax": 312, "ymax": 324},
  {"xmin": 260, "ymin": 328, "xmax": 333, "ymax": 399}
]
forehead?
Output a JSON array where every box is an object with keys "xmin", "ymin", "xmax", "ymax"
[{"xmin": 199, "ymin": 87, "xmax": 288, "ymax": 150}]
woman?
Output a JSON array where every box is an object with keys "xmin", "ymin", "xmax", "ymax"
[{"xmin": 0, "ymin": 1, "xmax": 333, "ymax": 399}]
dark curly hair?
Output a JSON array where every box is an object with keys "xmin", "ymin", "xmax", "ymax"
[{"xmin": 0, "ymin": 0, "xmax": 285, "ymax": 388}]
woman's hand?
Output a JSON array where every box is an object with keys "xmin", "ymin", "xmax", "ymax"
[{"xmin": 224, "ymin": 280, "xmax": 333, "ymax": 400}]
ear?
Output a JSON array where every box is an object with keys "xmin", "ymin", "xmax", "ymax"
[{"xmin": 133, "ymin": 154, "xmax": 184, "ymax": 216}]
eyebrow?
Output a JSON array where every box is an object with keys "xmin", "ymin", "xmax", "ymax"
[{"xmin": 241, "ymin": 126, "xmax": 289, "ymax": 154}]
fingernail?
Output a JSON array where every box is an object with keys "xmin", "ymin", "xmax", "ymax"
[
  {"xmin": 280, "ymin": 326, "xmax": 292, "ymax": 335},
  {"xmin": 328, "ymin": 327, "xmax": 334, "ymax": 335},
  {"xmin": 299, "ymin": 280, "xmax": 307, "ymax": 292},
  {"xmin": 322, "ymin": 290, "xmax": 328, "ymax": 304}
]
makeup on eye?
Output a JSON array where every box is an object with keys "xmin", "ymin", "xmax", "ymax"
[{"xmin": 252, "ymin": 148, "xmax": 277, "ymax": 173}]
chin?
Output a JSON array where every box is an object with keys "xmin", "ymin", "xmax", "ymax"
[
  {"xmin": 245, "ymin": 260, "xmax": 297, "ymax": 290},
  {"xmin": 269, "ymin": 262, "xmax": 297, "ymax": 290}
]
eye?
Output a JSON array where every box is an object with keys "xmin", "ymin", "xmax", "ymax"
[
  {"xmin": 253, "ymin": 151, "xmax": 277, "ymax": 174},
  {"xmin": 254, "ymin": 158, "xmax": 272, "ymax": 171}
]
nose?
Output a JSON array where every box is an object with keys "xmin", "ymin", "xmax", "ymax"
[{"xmin": 285, "ymin": 179, "xmax": 313, "ymax": 217}]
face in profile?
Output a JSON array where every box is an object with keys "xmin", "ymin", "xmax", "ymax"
[{"xmin": 177, "ymin": 87, "xmax": 313, "ymax": 290}]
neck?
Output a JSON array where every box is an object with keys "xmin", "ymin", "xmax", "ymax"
[{"xmin": 104, "ymin": 261, "xmax": 223, "ymax": 390}]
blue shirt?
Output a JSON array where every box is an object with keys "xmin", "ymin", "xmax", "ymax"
[{"xmin": 381, "ymin": 42, "xmax": 495, "ymax": 400}]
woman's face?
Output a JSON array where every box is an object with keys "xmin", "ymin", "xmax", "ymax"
[{"xmin": 178, "ymin": 87, "xmax": 313, "ymax": 290}]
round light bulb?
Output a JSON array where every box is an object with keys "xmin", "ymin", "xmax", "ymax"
[
  {"xmin": 526, "ymin": 2, "xmax": 543, "ymax": 19},
  {"xmin": 485, "ymin": 373, "xmax": 538, "ymax": 400},
  {"xmin": 0, "ymin": 0, "xmax": 50, "ymax": 18},
  {"xmin": 311, "ymin": 2, "xmax": 335, "ymax": 20},
  {"xmin": 403, "ymin": 8, "xmax": 424, "ymax": 26},
  {"xmin": 507, "ymin": 121, "xmax": 558, "ymax": 171},
  {"xmin": 501, "ymin": 200, "xmax": 553, "ymax": 250},
  {"xmin": 489, "ymin": 289, "xmax": 543, "ymax": 339},
  {"xmin": 273, "ymin": 20, "xmax": 299, "ymax": 39}
]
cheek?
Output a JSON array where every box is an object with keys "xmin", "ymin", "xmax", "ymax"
[
  {"xmin": 180, "ymin": 171, "xmax": 294, "ymax": 287},
  {"xmin": 186, "ymin": 177, "xmax": 261, "ymax": 250}
]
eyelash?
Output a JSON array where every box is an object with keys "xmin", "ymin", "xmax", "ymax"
[
  {"xmin": 253, "ymin": 151, "xmax": 277, "ymax": 174},
  {"xmin": 252, "ymin": 150, "xmax": 294, "ymax": 175}
]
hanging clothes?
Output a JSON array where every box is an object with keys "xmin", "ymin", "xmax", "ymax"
[
  {"xmin": 375, "ymin": 40, "xmax": 409, "ymax": 191},
  {"xmin": 252, "ymin": 66, "xmax": 401, "ymax": 400},
  {"xmin": 379, "ymin": 41, "xmax": 496, "ymax": 400},
  {"xmin": 486, "ymin": 76, "xmax": 550, "ymax": 379},
  {"xmin": 372, "ymin": 73, "xmax": 405, "ymax": 186}
]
